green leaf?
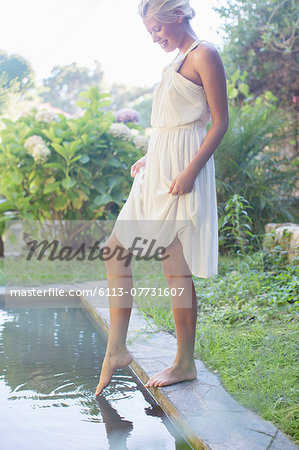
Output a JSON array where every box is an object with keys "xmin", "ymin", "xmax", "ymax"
[
  {"xmin": 43, "ymin": 162, "xmax": 65, "ymax": 170},
  {"xmin": 68, "ymin": 122, "xmax": 79, "ymax": 134},
  {"xmin": 44, "ymin": 181, "xmax": 61, "ymax": 194},
  {"xmin": 228, "ymin": 87, "xmax": 238, "ymax": 99},
  {"xmin": 76, "ymin": 100, "xmax": 90, "ymax": 108},
  {"xmin": 94, "ymin": 193, "xmax": 111, "ymax": 206},
  {"xmin": 70, "ymin": 154, "xmax": 83, "ymax": 164},
  {"xmin": 106, "ymin": 157, "xmax": 122, "ymax": 168},
  {"xmin": 11, "ymin": 171, "xmax": 23, "ymax": 184},
  {"xmin": 0, "ymin": 200, "xmax": 15, "ymax": 213},
  {"xmin": 61, "ymin": 177, "xmax": 76, "ymax": 189},
  {"xmin": 52, "ymin": 143, "xmax": 68, "ymax": 160},
  {"xmin": 110, "ymin": 188, "xmax": 125, "ymax": 203},
  {"xmin": 57, "ymin": 114, "xmax": 66, "ymax": 123},
  {"xmin": 70, "ymin": 140, "xmax": 80, "ymax": 155},
  {"xmin": 16, "ymin": 198, "xmax": 30, "ymax": 209},
  {"xmin": 80, "ymin": 167, "xmax": 92, "ymax": 180},
  {"xmin": 107, "ymin": 174, "xmax": 122, "ymax": 193},
  {"xmin": 79, "ymin": 154, "xmax": 89, "ymax": 164},
  {"xmin": 239, "ymin": 83, "xmax": 249, "ymax": 97},
  {"xmin": 75, "ymin": 190, "xmax": 88, "ymax": 202},
  {"xmin": 99, "ymin": 100, "xmax": 112, "ymax": 107},
  {"xmin": 92, "ymin": 179, "xmax": 106, "ymax": 194},
  {"xmin": 41, "ymin": 128, "xmax": 56, "ymax": 141},
  {"xmin": 54, "ymin": 195, "xmax": 67, "ymax": 210},
  {"xmin": 81, "ymin": 134, "xmax": 89, "ymax": 146},
  {"xmin": 99, "ymin": 93, "xmax": 111, "ymax": 100},
  {"xmin": 73, "ymin": 197, "xmax": 83, "ymax": 209}
]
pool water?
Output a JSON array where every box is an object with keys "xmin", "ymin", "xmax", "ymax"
[{"xmin": 0, "ymin": 305, "xmax": 191, "ymax": 450}]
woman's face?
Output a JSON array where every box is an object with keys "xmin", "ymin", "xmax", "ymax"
[{"xmin": 143, "ymin": 15, "xmax": 183, "ymax": 52}]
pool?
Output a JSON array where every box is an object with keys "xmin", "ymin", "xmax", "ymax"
[{"xmin": 0, "ymin": 303, "xmax": 191, "ymax": 449}]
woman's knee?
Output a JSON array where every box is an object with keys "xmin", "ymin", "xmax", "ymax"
[
  {"xmin": 103, "ymin": 232, "xmax": 131, "ymax": 269},
  {"xmin": 162, "ymin": 236, "xmax": 190, "ymax": 277}
]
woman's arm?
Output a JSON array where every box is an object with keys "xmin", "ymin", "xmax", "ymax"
[{"xmin": 168, "ymin": 43, "xmax": 229, "ymax": 196}]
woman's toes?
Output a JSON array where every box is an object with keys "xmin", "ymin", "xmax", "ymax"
[
  {"xmin": 153, "ymin": 378, "xmax": 162, "ymax": 387},
  {"xmin": 145, "ymin": 378, "xmax": 156, "ymax": 388}
]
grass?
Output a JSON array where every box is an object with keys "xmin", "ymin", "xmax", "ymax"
[
  {"xmin": 1, "ymin": 248, "xmax": 298, "ymax": 444},
  {"xmin": 0, "ymin": 250, "xmax": 162, "ymax": 287},
  {"xmin": 195, "ymin": 322, "xmax": 298, "ymax": 442}
]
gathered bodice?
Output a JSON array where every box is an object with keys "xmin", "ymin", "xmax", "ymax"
[{"xmin": 151, "ymin": 40, "xmax": 211, "ymax": 129}]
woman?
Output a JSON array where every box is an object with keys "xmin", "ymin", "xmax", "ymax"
[{"xmin": 95, "ymin": 0, "xmax": 228, "ymax": 396}]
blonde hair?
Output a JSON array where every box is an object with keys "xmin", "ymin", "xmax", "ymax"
[{"xmin": 138, "ymin": 0, "xmax": 195, "ymax": 23}]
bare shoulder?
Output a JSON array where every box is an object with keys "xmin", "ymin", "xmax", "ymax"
[
  {"xmin": 190, "ymin": 41, "xmax": 225, "ymax": 82},
  {"xmin": 192, "ymin": 41, "xmax": 222, "ymax": 66}
]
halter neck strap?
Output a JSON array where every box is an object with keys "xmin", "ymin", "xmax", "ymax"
[
  {"xmin": 181, "ymin": 39, "xmax": 201, "ymax": 58},
  {"xmin": 169, "ymin": 40, "xmax": 204, "ymax": 69},
  {"xmin": 171, "ymin": 40, "xmax": 201, "ymax": 65}
]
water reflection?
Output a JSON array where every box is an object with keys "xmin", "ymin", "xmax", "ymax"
[
  {"xmin": 96, "ymin": 395, "xmax": 133, "ymax": 449},
  {"xmin": 0, "ymin": 307, "xmax": 191, "ymax": 449}
]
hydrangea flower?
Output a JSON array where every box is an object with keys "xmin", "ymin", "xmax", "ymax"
[
  {"xmin": 24, "ymin": 135, "xmax": 51, "ymax": 164},
  {"xmin": 108, "ymin": 123, "xmax": 132, "ymax": 141},
  {"xmin": 116, "ymin": 108, "xmax": 140, "ymax": 124},
  {"xmin": 134, "ymin": 135, "xmax": 149, "ymax": 153},
  {"xmin": 35, "ymin": 109, "xmax": 59, "ymax": 122}
]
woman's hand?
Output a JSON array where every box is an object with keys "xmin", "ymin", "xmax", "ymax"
[
  {"xmin": 168, "ymin": 169, "xmax": 196, "ymax": 196},
  {"xmin": 130, "ymin": 155, "xmax": 147, "ymax": 178}
]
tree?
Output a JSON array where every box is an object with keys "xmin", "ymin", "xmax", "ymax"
[
  {"xmin": 41, "ymin": 61, "xmax": 105, "ymax": 116},
  {"xmin": 215, "ymin": 0, "xmax": 298, "ymax": 104},
  {"xmin": 0, "ymin": 51, "xmax": 35, "ymax": 116},
  {"xmin": 110, "ymin": 83, "xmax": 153, "ymax": 109},
  {"xmin": 0, "ymin": 51, "xmax": 34, "ymax": 91}
]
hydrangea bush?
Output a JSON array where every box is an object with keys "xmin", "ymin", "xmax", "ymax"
[{"xmin": 0, "ymin": 87, "xmax": 144, "ymax": 239}]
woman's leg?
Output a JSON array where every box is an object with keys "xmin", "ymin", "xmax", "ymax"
[
  {"xmin": 145, "ymin": 236, "xmax": 198, "ymax": 388},
  {"xmin": 95, "ymin": 232, "xmax": 134, "ymax": 396}
]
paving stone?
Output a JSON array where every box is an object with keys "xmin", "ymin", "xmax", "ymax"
[
  {"xmin": 94, "ymin": 307, "xmax": 109, "ymax": 323},
  {"xmin": 194, "ymin": 367, "xmax": 221, "ymax": 387},
  {"xmin": 138, "ymin": 329, "xmax": 177, "ymax": 347},
  {"xmin": 126, "ymin": 312, "xmax": 154, "ymax": 332},
  {"xmin": 199, "ymin": 385, "xmax": 248, "ymax": 413},
  {"xmin": 269, "ymin": 430, "xmax": 298, "ymax": 449},
  {"xmin": 161, "ymin": 386, "xmax": 207, "ymax": 417},
  {"xmin": 195, "ymin": 358, "xmax": 212, "ymax": 372},
  {"xmin": 188, "ymin": 382, "xmax": 212, "ymax": 400},
  {"xmin": 187, "ymin": 411, "xmax": 274, "ymax": 450},
  {"xmin": 127, "ymin": 329, "xmax": 172, "ymax": 345},
  {"xmin": 154, "ymin": 355, "xmax": 179, "ymax": 368}
]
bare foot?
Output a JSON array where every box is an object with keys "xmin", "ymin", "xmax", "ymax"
[
  {"xmin": 144, "ymin": 362, "xmax": 197, "ymax": 388},
  {"xmin": 95, "ymin": 349, "xmax": 133, "ymax": 396}
]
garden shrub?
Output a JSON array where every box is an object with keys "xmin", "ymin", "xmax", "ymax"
[{"xmin": 0, "ymin": 87, "xmax": 143, "ymax": 242}]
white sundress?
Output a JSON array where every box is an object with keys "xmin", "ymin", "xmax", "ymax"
[{"xmin": 114, "ymin": 40, "xmax": 218, "ymax": 278}]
